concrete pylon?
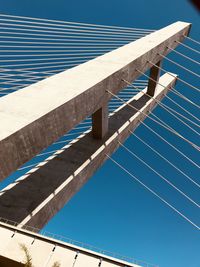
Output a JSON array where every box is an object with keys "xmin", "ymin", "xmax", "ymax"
[{"xmin": 0, "ymin": 21, "xmax": 191, "ymax": 181}]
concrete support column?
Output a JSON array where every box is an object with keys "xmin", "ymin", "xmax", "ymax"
[
  {"xmin": 147, "ymin": 60, "xmax": 162, "ymax": 96},
  {"xmin": 92, "ymin": 104, "xmax": 108, "ymax": 139}
]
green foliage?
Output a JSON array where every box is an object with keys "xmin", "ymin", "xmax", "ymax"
[
  {"xmin": 20, "ymin": 244, "xmax": 33, "ymax": 267},
  {"xmin": 51, "ymin": 262, "xmax": 60, "ymax": 267},
  {"xmin": 20, "ymin": 244, "xmax": 60, "ymax": 267}
]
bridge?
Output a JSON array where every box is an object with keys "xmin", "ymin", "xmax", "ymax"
[{"xmin": 0, "ymin": 13, "xmax": 199, "ymax": 267}]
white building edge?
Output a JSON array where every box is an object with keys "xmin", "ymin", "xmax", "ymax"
[{"xmin": 0, "ymin": 221, "xmax": 143, "ymax": 267}]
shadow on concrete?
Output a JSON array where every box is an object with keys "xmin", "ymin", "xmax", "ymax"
[
  {"xmin": 0, "ymin": 256, "xmax": 24, "ymax": 267},
  {"xmin": 0, "ymin": 93, "xmax": 150, "ymax": 229}
]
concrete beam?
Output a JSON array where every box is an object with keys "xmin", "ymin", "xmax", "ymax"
[
  {"xmin": 0, "ymin": 21, "xmax": 190, "ymax": 181},
  {"xmin": 0, "ymin": 73, "xmax": 177, "ymax": 229}
]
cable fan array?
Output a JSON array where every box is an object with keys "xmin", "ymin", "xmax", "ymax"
[
  {"xmin": 0, "ymin": 13, "xmax": 153, "ymax": 96},
  {"xmin": 107, "ymin": 35, "xmax": 200, "ymax": 230}
]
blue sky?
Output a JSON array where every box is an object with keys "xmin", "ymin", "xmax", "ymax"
[{"xmin": 0, "ymin": 1, "xmax": 199, "ymax": 267}]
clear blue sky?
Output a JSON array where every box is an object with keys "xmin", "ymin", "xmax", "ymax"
[{"xmin": 0, "ymin": 1, "xmax": 199, "ymax": 267}]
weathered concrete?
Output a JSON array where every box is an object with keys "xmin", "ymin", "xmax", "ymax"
[
  {"xmin": 92, "ymin": 104, "xmax": 109, "ymax": 139},
  {"xmin": 0, "ymin": 73, "xmax": 177, "ymax": 229},
  {"xmin": 147, "ymin": 61, "xmax": 162, "ymax": 96},
  {"xmin": 0, "ymin": 21, "xmax": 190, "ymax": 181},
  {"xmin": 0, "ymin": 222, "xmax": 138, "ymax": 267}
]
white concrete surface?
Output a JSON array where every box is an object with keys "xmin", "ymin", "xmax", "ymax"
[{"xmin": 0, "ymin": 222, "xmax": 141, "ymax": 267}]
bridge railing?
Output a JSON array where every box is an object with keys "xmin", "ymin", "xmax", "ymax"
[{"xmin": 0, "ymin": 217, "xmax": 158, "ymax": 267}]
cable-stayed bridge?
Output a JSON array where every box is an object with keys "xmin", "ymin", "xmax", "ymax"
[{"xmin": 0, "ymin": 14, "xmax": 199, "ymax": 267}]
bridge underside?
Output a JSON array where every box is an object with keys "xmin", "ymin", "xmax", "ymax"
[{"xmin": 0, "ymin": 73, "xmax": 176, "ymax": 229}]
